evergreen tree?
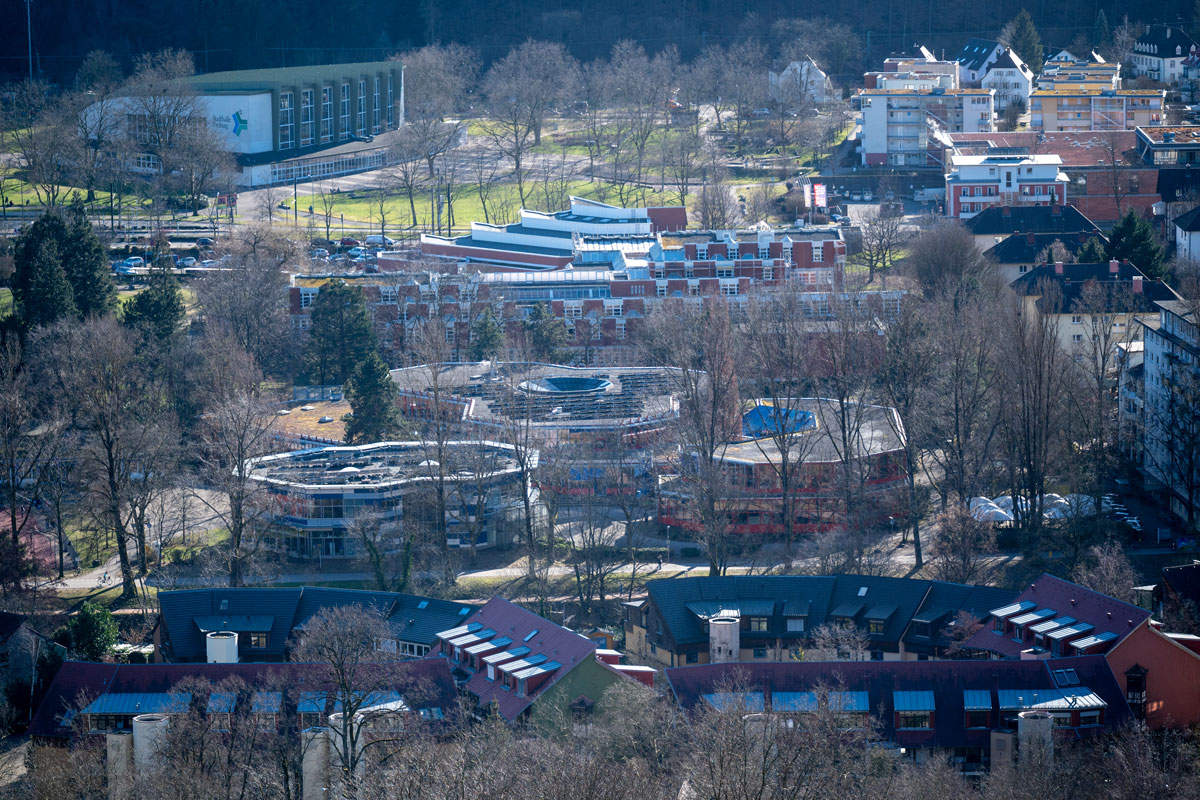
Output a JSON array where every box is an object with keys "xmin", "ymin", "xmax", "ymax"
[
  {"xmin": 1004, "ymin": 10, "xmax": 1044, "ymax": 74},
  {"xmin": 55, "ymin": 601, "xmax": 118, "ymax": 661},
  {"xmin": 14, "ymin": 237, "xmax": 77, "ymax": 330},
  {"xmin": 523, "ymin": 301, "xmax": 569, "ymax": 363},
  {"xmin": 122, "ymin": 264, "xmax": 184, "ymax": 341},
  {"xmin": 1094, "ymin": 9, "xmax": 1111, "ymax": 49},
  {"xmin": 1077, "ymin": 236, "xmax": 1107, "ymax": 263},
  {"xmin": 61, "ymin": 200, "xmax": 116, "ymax": 318},
  {"xmin": 344, "ymin": 351, "xmax": 403, "ymax": 444},
  {"xmin": 1105, "ymin": 210, "xmax": 1165, "ymax": 278},
  {"xmin": 469, "ymin": 308, "xmax": 505, "ymax": 362},
  {"xmin": 302, "ymin": 279, "xmax": 377, "ymax": 386}
]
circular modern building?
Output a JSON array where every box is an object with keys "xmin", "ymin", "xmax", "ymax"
[{"xmin": 246, "ymin": 440, "xmax": 538, "ymax": 558}]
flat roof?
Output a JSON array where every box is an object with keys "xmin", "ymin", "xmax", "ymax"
[
  {"xmin": 1137, "ymin": 125, "xmax": 1200, "ymax": 145},
  {"xmin": 951, "ymin": 154, "xmax": 1063, "ymax": 166},
  {"xmin": 717, "ymin": 399, "xmax": 905, "ymax": 465},
  {"xmin": 247, "ymin": 441, "xmax": 523, "ymax": 489}
]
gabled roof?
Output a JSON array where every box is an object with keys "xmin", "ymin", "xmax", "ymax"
[
  {"xmin": 666, "ymin": 656, "xmax": 1129, "ymax": 748},
  {"xmin": 1009, "ymin": 261, "xmax": 1182, "ymax": 313},
  {"xmin": 964, "ymin": 204, "xmax": 1102, "ymax": 237},
  {"xmin": 30, "ymin": 658, "xmax": 457, "ymax": 740},
  {"xmin": 986, "ymin": 48, "xmax": 1033, "ymax": 79},
  {"xmin": 0, "ymin": 611, "xmax": 27, "ymax": 643},
  {"xmin": 1135, "ymin": 25, "xmax": 1197, "ymax": 57},
  {"xmin": 645, "ymin": 575, "xmax": 1015, "ymax": 651},
  {"xmin": 452, "ymin": 597, "xmax": 599, "ymax": 721},
  {"xmin": 157, "ymin": 588, "xmax": 473, "ymax": 661},
  {"xmin": 957, "ymin": 38, "xmax": 1002, "ymax": 73},
  {"xmin": 985, "ymin": 232, "xmax": 1107, "ymax": 264},
  {"xmin": 1174, "ymin": 205, "xmax": 1200, "ymax": 233},
  {"xmin": 964, "ymin": 573, "xmax": 1151, "ymax": 659}
]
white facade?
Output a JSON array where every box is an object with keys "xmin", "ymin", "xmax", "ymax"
[
  {"xmin": 945, "ymin": 154, "xmax": 1068, "ymax": 218},
  {"xmin": 769, "ymin": 58, "xmax": 833, "ymax": 105},
  {"xmin": 982, "ymin": 51, "xmax": 1034, "ymax": 112},
  {"xmin": 1178, "ymin": 223, "xmax": 1200, "ymax": 262},
  {"xmin": 1131, "ymin": 26, "xmax": 1197, "ymax": 84},
  {"xmin": 858, "ymin": 88, "xmax": 994, "ymax": 167}
]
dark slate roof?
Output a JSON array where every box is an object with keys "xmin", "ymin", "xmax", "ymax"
[
  {"xmin": 904, "ymin": 581, "xmax": 1020, "ymax": 652},
  {"xmin": 957, "ymin": 38, "xmax": 1001, "ymax": 72},
  {"xmin": 0, "ymin": 611, "xmax": 27, "ymax": 643},
  {"xmin": 1009, "ymin": 261, "xmax": 1181, "ymax": 313},
  {"xmin": 645, "ymin": 575, "xmax": 1011, "ymax": 652},
  {"xmin": 964, "ymin": 573, "xmax": 1151, "ymax": 659},
  {"xmin": 1174, "ymin": 205, "xmax": 1200, "ymax": 233},
  {"xmin": 449, "ymin": 597, "xmax": 598, "ymax": 722},
  {"xmin": 1162, "ymin": 561, "xmax": 1200, "ymax": 608},
  {"xmin": 1135, "ymin": 25, "xmax": 1197, "ymax": 57},
  {"xmin": 965, "ymin": 205, "xmax": 1102, "ymax": 237},
  {"xmin": 987, "ymin": 48, "xmax": 1032, "ymax": 78},
  {"xmin": 158, "ymin": 588, "xmax": 473, "ymax": 661},
  {"xmin": 984, "ymin": 232, "xmax": 1107, "ymax": 264},
  {"xmin": 665, "ymin": 655, "xmax": 1129, "ymax": 749},
  {"xmin": 30, "ymin": 658, "xmax": 457, "ymax": 739}
]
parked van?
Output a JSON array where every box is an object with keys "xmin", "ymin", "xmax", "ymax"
[{"xmin": 365, "ymin": 234, "xmax": 396, "ymax": 247}]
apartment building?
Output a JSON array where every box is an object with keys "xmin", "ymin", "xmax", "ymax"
[
  {"xmin": 945, "ymin": 152, "xmax": 1068, "ymax": 218},
  {"xmin": 981, "ymin": 49, "xmax": 1034, "ymax": 111},
  {"xmin": 1030, "ymin": 88, "xmax": 1165, "ymax": 131},
  {"xmin": 1037, "ymin": 60, "xmax": 1121, "ymax": 92},
  {"xmin": 1131, "ymin": 25, "xmax": 1197, "ymax": 83},
  {"xmin": 857, "ymin": 87, "xmax": 994, "ymax": 167}
]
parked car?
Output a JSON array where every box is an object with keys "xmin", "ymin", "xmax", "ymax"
[
  {"xmin": 862, "ymin": 190, "xmax": 874, "ymax": 201},
  {"xmin": 121, "ymin": 256, "xmax": 145, "ymax": 268},
  {"xmin": 311, "ymin": 248, "xmax": 330, "ymax": 259},
  {"xmin": 850, "ymin": 192, "xmax": 863, "ymax": 201},
  {"xmin": 179, "ymin": 256, "xmax": 197, "ymax": 267},
  {"xmin": 751, "ymin": 107, "xmax": 771, "ymax": 117},
  {"xmin": 347, "ymin": 246, "xmax": 365, "ymax": 258},
  {"xmin": 340, "ymin": 237, "xmax": 361, "ymax": 247},
  {"xmin": 318, "ymin": 416, "xmax": 334, "ymax": 424},
  {"xmin": 196, "ymin": 237, "xmax": 214, "ymax": 247},
  {"xmin": 365, "ymin": 234, "xmax": 395, "ymax": 247}
]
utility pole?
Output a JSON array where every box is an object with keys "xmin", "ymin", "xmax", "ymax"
[{"xmin": 25, "ymin": 0, "xmax": 33, "ymax": 81}]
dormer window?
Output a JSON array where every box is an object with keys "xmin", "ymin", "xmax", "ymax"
[{"xmin": 748, "ymin": 617, "xmax": 769, "ymax": 632}]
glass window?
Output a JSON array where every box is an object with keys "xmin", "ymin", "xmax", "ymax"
[
  {"xmin": 248, "ymin": 632, "xmax": 268, "ymax": 648},
  {"xmin": 786, "ymin": 617, "xmax": 805, "ymax": 632},
  {"xmin": 686, "ymin": 651, "xmax": 698, "ymax": 663},
  {"xmin": 966, "ymin": 710, "xmax": 988, "ymax": 728},
  {"xmin": 387, "ymin": 73, "xmax": 394, "ymax": 126},
  {"xmin": 373, "ymin": 76, "xmax": 382, "ymax": 133},
  {"xmin": 321, "ymin": 86, "xmax": 333, "ymax": 143},
  {"xmin": 300, "ymin": 89, "xmax": 315, "ymax": 147},
  {"xmin": 358, "ymin": 79, "xmax": 367, "ymax": 135},
  {"xmin": 868, "ymin": 620, "xmax": 885, "ymax": 635},
  {"xmin": 340, "ymin": 83, "xmax": 351, "ymax": 140},
  {"xmin": 749, "ymin": 617, "xmax": 768, "ymax": 632},
  {"xmin": 897, "ymin": 711, "xmax": 931, "ymax": 729},
  {"xmin": 279, "ymin": 91, "xmax": 295, "ymax": 150},
  {"xmin": 753, "ymin": 647, "xmax": 767, "ymax": 659}
]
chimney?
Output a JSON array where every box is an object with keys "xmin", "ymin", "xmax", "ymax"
[
  {"xmin": 1055, "ymin": 261, "xmax": 1064, "ymax": 275},
  {"xmin": 1109, "ymin": 259, "xmax": 1119, "ymax": 274},
  {"xmin": 1133, "ymin": 275, "xmax": 1143, "ymax": 293}
]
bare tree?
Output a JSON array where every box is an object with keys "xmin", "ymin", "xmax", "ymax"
[
  {"xmin": 1072, "ymin": 538, "xmax": 1138, "ymax": 601},
  {"xmin": 396, "ymin": 44, "xmax": 478, "ymax": 177},
  {"xmin": 906, "ymin": 220, "xmax": 997, "ymax": 297},
  {"xmin": 663, "ymin": 128, "xmax": 704, "ymax": 207},
  {"xmin": 5, "ymin": 83, "xmax": 75, "ymax": 207},
  {"xmin": 853, "ymin": 207, "xmax": 907, "ymax": 286},
  {"xmin": 926, "ymin": 505, "xmax": 996, "ymax": 584},
  {"xmin": 809, "ymin": 620, "xmax": 870, "ymax": 661},
  {"xmin": 347, "ymin": 508, "xmax": 409, "ymax": 592}
]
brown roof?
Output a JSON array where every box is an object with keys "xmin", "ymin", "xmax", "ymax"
[{"xmin": 948, "ymin": 131, "xmax": 1137, "ymax": 167}]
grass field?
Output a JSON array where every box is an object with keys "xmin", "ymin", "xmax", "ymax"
[{"xmin": 0, "ymin": 289, "xmax": 11, "ymax": 321}]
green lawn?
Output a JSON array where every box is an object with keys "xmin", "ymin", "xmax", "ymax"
[{"xmin": 0, "ymin": 289, "xmax": 11, "ymax": 321}]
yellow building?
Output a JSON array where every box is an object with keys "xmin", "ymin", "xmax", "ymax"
[{"xmin": 1030, "ymin": 88, "xmax": 1164, "ymax": 131}]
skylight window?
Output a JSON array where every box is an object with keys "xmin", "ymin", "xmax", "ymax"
[
  {"xmin": 524, "ymin": 630, "xmax": 539, "ymax": 642},
  {"xmin": 858, "ymin": 587, "xmax": 868, "ymax": 597},
  {"xmin": 417, "ymin": 601, "xmax": 429, "ymax": 610},
  {"xmin": 459, "ymin": 607, "xmax": 471, "ymax": 616}
]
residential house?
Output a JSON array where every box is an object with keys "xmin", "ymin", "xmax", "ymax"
[
  {"xmin": 666, "ymin": 656, "xmax": 1129, "ymax": 770},
  {"xmin": 1131, "ymin": 25, "xmax": 1198, "ymax": 84},
  {"xmin": 435, "ymin": 596, "xmax": 652, "ymax": 725},
  {"xmin": 982, "ymin": 48, "xmax": 1034, "ymax": 112},
  {"xmin": 155, "ymin": 587, "xmax": 474, "ymax": 662},
  {"xmin": 965, "ymin": 572, "xmax": 1200, "ymax": 728},
  {"xmin": 1009, "ymin": 259, "xmax": 1180, "ymax": 360},
  {"xmin": 956, "ymin": 38, "xmax": 1004, "ymax": 84},
  {"xmin": 964, "ymin": 204, "xmax": 1103, "ymax": 251},
  {"xmin": 856, "ymin": 87, "xmax": 994, "ymax": 167},
  {"xmin": 623, "ymin": 575, "xmax": 1017, "ymax": 668},
  {"xmin": 769, "ymin": 57, "xmax": 833, "ymax": 105},
  {"xmin": 984, "ymin": 231, "xmax": 1109, "ymax": 284},
  {"xmin": 1030, "ymin": 88, "xmax": 1165, "ymax": 131},
  {"xmin": 945, "ymin": 152, "xmax": 1068, "ymax": 219},
  {"xmin": 1173, "ymin": 204, "xmax": 1200, "ymax": 260}
]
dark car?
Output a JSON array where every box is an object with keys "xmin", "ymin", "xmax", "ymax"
[{"xmin": 196, "ymin": 237, "xmax": 214, "ymax": 247}]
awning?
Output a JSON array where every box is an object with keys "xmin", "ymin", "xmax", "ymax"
[
  {"xmin": 829, "ymin": 691, "xmax": 870, "ymax": 712},
  {"xmin": 298, "ymin": 692, "xmax": 327, "ymax": 714},
  {"xmin": 702, "ymin": 691, "xmax": 765, "ymax": 712},
  {"xmin": 464, "ymin": 636, "xmax": 512, "ymax": 656},
  {"xmin": 893, "ymin": 691, "xmax": 936, "ymax": 712},
  {"xmin": 251, "ymin": 692, "xmax": 282, "ymax": 713},
  {"xmin": 82, "ymin": 692, "xmax": 191, "ymax": 715},
  {"xmin": 482, "ymin": 646, "xmax": 530, "ymax": 665},
  {"xmin": 435, "ymin": 621, "xmax": 482, "ymax": 641},
  {"xmin": 206, "ymin": 692, "xmax": 237, "ymax": 713},
  {"xmin": 1070, "ymin": 631, "xmax": 1119, "ymax": 651},
  {"xmin": 194, "ymin": 615, "xmax": 274, "ymax": 633},
  {"xmin": 989, "ymin": 601, "xmax": 1037, "ymax": 620},
  {"xmin": 499, "ymin": 654, "xmax": 548, "ymax": 674},
  {"xmin": 963, "ymin": 690, "xmax": 992, "ymax": 711},
  {"xmin": 865, "ymin": 604, "xmax": 898, "ymax": 621},
  {"xmin": 1010, "ymin": 608, "xmax": 1056, "ymax": 626},
  {"xmin": 512, "ymin": 660, "xmax": 561, "ymax": 681},
  {"xmin": 1030, "ymin": 616, "xmax": 1075, "ymax": 635},
  {"xmin": 448, "ymin": 628, "xmax": 496, "ymax": 648},
  {"xmin": 772, "ymin": 691, "xmax": 818, "ymax": 712},
  {"xmin": 1046, "ymin": 622, "xmax": 1095, "ymax": 641},
  {"xmin": 997, "ymin": 688, "xmax": 1107, "ymax": 711}
]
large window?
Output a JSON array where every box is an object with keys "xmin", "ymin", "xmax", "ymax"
[
  {"xmin": 373, "ymin": 76, "xmax": 382, "ymax": 133},
  {"xmin": 340, "ymin": 83, "xmax": 351, "ymax": 140},
  {"xmin": 387, "ymin": 73, "xmax": 395, "ymax": 126},
  {"xmin": 897, "ymin": 712, "xmax": 931, "ymax": 729},
  {"xmin": 748, "ymin": 617, "xmax": 769, "ymax": 632},
  {"xmin": 300, "ymin": 89, "xmax": 315, "ymax": 147},
  {"xmin": 320, "ymin": 86, "xmax": 333, "ymax": 143},
  {"xmin": 358, "ymin": 79, "xmax": 367, "ymax": 136},
  {"xmin": 279, "ymin": 91, "xmax": 295, "ymax": 150}
]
